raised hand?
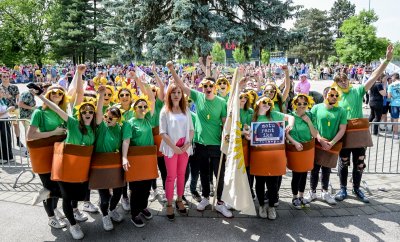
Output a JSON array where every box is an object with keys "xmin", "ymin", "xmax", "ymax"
[{"xmin": 386, "ymin": 44, "xmax": 394, "ymax": 61}]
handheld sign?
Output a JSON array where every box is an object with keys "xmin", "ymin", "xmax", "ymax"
[{"xmin": 250, "ymin": 121, "xmax": 285, "ymax": 146}]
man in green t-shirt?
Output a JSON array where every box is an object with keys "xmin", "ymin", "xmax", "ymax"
[
  {"xmin": 167, "ymin": 62, "xmax": 232, "ymax": 218},
  {"xmin": 334, "ymin": 44, "xmax": 394, "ymax": 204},
  {"xmin": 305, "ymin": 87, "xmax": 347, "ymax": 206}
]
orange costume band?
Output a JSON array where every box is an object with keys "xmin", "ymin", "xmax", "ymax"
[
  {"xmin": 125, "ymin": 145, "xmax": 159, "ymax": 182},
  {"xmin": 286, "ymin": 139, "xmax": 315, "ymax": 172},
  {"xmin": 152, "ymin": 126, "xmax": 163, "ymax": 157},
  {"xmin": 315, "ymin": 140, "xmax": 342, "ymax": 168},
  {"xmin": 250, "ymin": 144, "xmax": 287, "ymax": 176}
]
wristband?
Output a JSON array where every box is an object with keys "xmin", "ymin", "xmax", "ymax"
[
  {"xmin": 384, "ymin": 59, "xmax": 390, "ymax": 64},
  {"xmin": 331, "ymin": 140, "xmax": 336, "ymax": 145}
]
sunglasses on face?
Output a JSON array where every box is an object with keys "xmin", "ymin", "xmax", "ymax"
[
  {"xmin": 152, "ymin": 89, "xmax": 157, "ymax": 92},
  {"xmin": 261, "ymin": 100, "xmax": 272, "ymax": 106},
  {"xmin": 188, "ymin": 100, "xmax": 192, "ymax": 103},
  {"xmin": 105, "ymin": 93, "xmax": 113, "ymax": 97},
  {"xmin": 239, "ymin": 96, "xmax": 248, "ymax": 100},
  {"xmin": 218, "ymin": 81, "xmax": 227, "ymax": 85},
  {"xmin": 104, "ymin": 114, "xmax": 118, "ymax": 121},
  {"xmin": 2, "ymin": 76, "xmax": 9, "ymax": 78},
  {"xmin": 119, "ymin": 93, "xmax": 130, "ymax": 98},
  {"xmin": 136, "ymin": 105, "xmax": 148, "ymax": 110},
  {"xmin": 50, "ymin": 90, "xmax": 64, "ymax": 96},
  {"xmin": 329, "ymin": 94, "xmax": 339, "ymax": 98},
  {"xmin": 296, "ymin": 102, "xmax": 308, "ymax": 107},
  {"xmin": 81, "ymin": 110, "xmax": 94, "ymax": 115},
  {"xmin": 203, "ymin": 84, "xmax": 214, "ymax": 89}
]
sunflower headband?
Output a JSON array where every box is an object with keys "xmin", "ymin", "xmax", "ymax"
[
  {"xmin": 93, "ymin": 76, "xmax": 108, "ymax": 91},
  {"xmin": 105, "ymin": 106, "xmax": 125, "ymax": 125},
  {"xmin": 74, "ymin": 101, "xmax": 96, "ymax": 120},
  {"xmin": 133, "ymin": 94, "xmax": 152, "ymax": 112},
  {"xmin": 98, "ymin": 85, "xmax": 116, "ymax": 103},
  {"xmin": 291, "ymin": 94, "xmax": 315, "ymax": 110},
  {"xmin": 256, "ymin": 96, "xmax": 275, "ymax": 110},
  {"xmin": 198, "ymin": 78, "xmax": 216, "ymax": 88},
  {"xmin": 216, "ymin": 77, "xmax": 231, "ymax": 93},
  {"xmin": 331, "ymin": 80, "xmax": 352, "ymax": 94},
  {"xmin": 115, "ymin": 86, "xmax": 138, "ymax": 102},
  {"xmin": 324, "ymin": 87, "xmax": 342, "ymax": 107}
]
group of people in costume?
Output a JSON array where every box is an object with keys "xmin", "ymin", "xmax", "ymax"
[{"xmin": 25, "ymin": 44, "xmax": 394, "ymax": 240}]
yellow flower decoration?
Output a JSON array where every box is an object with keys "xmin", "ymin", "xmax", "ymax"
[
  {"xmin": 133, "ymin": 94, "xmax": 152, "ymax": 112},
  {"xmin": 331, "ymin": 81, "xmax": 352, "ymax": 94},
  {"xmin": 216, "ymin": 77, "xmax": 231, "ymax": 93},
  {"xmin": 114, "ymin": 85, "xmax": 138, "ymax": 103},
  {"xmin": 74, "ymin": 101, "xmax": 96, "ymax": 121},
  {"xmin": 291, "ymin": 94, "xmax": 315, "ymax": 110},
  {"xmin": 97, "ymin": 85, "xmax": 116, "ymax": 103},
  {"xmin": 256, "ymin": 96, "xmax": 275, "ymax": 110},
  {"xmin": 93, "ymin": 76, "xmax": 108, "ymax": 91}
]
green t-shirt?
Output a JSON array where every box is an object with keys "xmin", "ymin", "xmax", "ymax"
[
  {"xmin": 30, "ymin": 107, "xmax": 65, "ymax": 132},
  {"xmin": 310, "ymin": 103, "xmax": 347, "ymax": 140},
  {"xmin": 338, "ymin": 85, "xmax": 365, "ymax": 119},
  {"xmin": 190, "ymin": 90, "xmax": 227, "ymax": 145},
  {"xmin": 240, "ymin": 108, "xmax": 254, "ymax": 129},
  {"xmin": 288, "ymin": 111, "xmax": 313, "ymax": 143},
  {"xmin": 191, "ymin": 111, "xmax": 201, "ymax": 144},
  {"xmin": 256, "ymin": 110, "xmax": 285, "ymax": 122},
  {"xmin": 102, "ymin": 103, "xmax": 114, "ymax": 114},
  {"xmin": 65, "ymin": 117, "xmax": 95, "ymax": 146},
  {"xmin": 150, "ymin": 98, "xmax": 164, "ymax": 127},
  {"xmin": 122, "ymin": 115, "xmax": 154, "ymax": 146},
  {"xmin": 217, "ymin": 93, "xmax": 229, "ymax": 103},
  {"xmin": 122, "ymin": 109, "xmax": 134, "ymax": 121},
  {"xmin": 94, "ymin": 122, "xmax": 122, "ymax": 153}
]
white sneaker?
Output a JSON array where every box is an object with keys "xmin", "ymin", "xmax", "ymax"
[
  {"xmin": 109, "ymin": 209, "xmax": 123, "ymax": 222},
  {"xmin": 215, "ymin": 203, "xmax": 233, "ymax": 218},
  {"xmin": 321, "ymin": 191, "xmax": 337, "ymax": 205},
  {"xmin": 73, "ymin": 209, "xmax": 88, "ymax": 222},
  {"xmin": 54, "ymin": 208, "xmax": 66, "ymax": 219},
  {"xmin": 48, "ymin": 216, "xmax": 67, "ymax": 229},
  {"xmin": 69, "ymin": 224, "xmax": 84, "ymax": 240},
  {"xmin": 149, "ymin": 189, "xmax": 159, "ymax": 202},
  {"xmin": 304, "ymin": 191, "xmax": 317, "ymax": 203},
  {"xmin": 31, "ymin": 188, "xmax": 50, "ymax": 206},
  {"xmin": 102, "ymin": 215, "xmax": 114, "ymax": 231},
  {"xmin": 196, "ymin": 198, "xmax": 210, "ymax": 211},
  {"xmin": 121, "ymin": 197, "xmax": 130, "ymax": 211},
  {"xmin": 82, "ymin": 201, "xmax": 98, "ymax": 213},
  {"xmin": 225, "ymin": 203, "xmax": 233, "ymax": 210},
  {"xmin": 267, "ymin": 206, "xmax": 276, "ymax": 220},
  {"xmin": 258, "ymin": 205, "xmax": 267, "ymax": 218}
]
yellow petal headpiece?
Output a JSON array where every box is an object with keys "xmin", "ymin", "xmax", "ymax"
[
  {"xmin": 74, "ymin": 101, "xmax": 96, "ymax": 121},
  {"xmin": 256, "ymin": 96, "xmax": 275, "ymax": 110},
  {"xmin": 216, "ymin": 77, "xmax": 231, "ymax": 93},
  {"xmin": 133, "ymin": 94, "xmax": 152, "ymax": 112},
  {"xmin": 291, "ymin": 94, "xmax": 315, "ymax": 110},
  {"xmin": 93, "ymin": 76, "xmax": 108, "ymax": 91}
]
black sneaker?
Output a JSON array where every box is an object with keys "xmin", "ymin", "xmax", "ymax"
[
  {"xmin": 140, "ymin": 208, "xmax": 153, "ymax": 220},
  {"xmin": 191, "ymin": 191, "xmax": 202, "ymax": 203},
  {"xmin": 131, "ymin": 216, "xmax": 145, "ymax": 228},
  {"xmin": 353, "ymin": 188, "xmax": 369, "ymax": 203}
]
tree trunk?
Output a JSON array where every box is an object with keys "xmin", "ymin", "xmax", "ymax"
[{"xmin": 93, "ymin": 0, "xmax": 98, "ymax": 63}]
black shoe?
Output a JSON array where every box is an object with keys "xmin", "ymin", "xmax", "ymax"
[
  {"xmin": 131, "ymin": 216, "xmax": 145, "ymax": 228},
  {"xmin": 166, "ymin": 205, "xmax": 175, "ymax": 221},
  {"xmin": 175, "ymin": 200, "xmax": 188, "ymax": 215},
  {"xmin": 140, "ymin": 208, "xmax": 153, "ymax": 220},
  {"xmin": 16, "ymin": 140, "xmax": 25, "ymax": 148},
  {"xmin": 353, "ymin": 188, "xmax": 369, "ymax": 203},
  {"xmin": 191, "ymin": 191, "xmax": 202, "ymax": 203}
]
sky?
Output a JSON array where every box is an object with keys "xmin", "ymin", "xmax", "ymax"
[{"xmin": 283, "ymin": 0, "xmax": 399, "ymax": 42}]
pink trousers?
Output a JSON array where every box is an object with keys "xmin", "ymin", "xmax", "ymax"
[{"xmin": 164, "ymin": 137, "xmax": 189, "ymax": 201}]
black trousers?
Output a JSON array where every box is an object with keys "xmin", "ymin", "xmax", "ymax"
[
  {"xmin": 369, "ymin": 103, "xmax": 383, "ymax": 135},
  {"xmin": 0, "ymin": 120, "xmax": 13, "ymax": 160},
  {"xmin": 129, "ymin": 180, "xmax": 152, "ymax": 218},
  {"xmin": 291, "ymin": 172, "xmax": 307, "ymax": 195},
  {"xmin": 58, "ymin": 182, "xmax": 88, "ymax": 226},
  {"xmin": 151, "ymin": 156, "xmax": 167, "ymax": 190},
  {"xmin": 195, "ymin": 143, "xmax": 225, "ymax": 201},
  {"xmin": 255, "ymin": 176, "xmax": 278, "ymax": 207},
  {"xmin": 310, "ymin": 163, "xmax": 331, "ymax": 192},
  {"xmin": 338, "ymin": 148, "xmax": 366, "ymax": 189},
  {"xmin": 98, "ymin": 187, "xmax": 123, "ymax": 216},
  {"xmin": 38, "ymin": 173, "xmax": 61, "ymax": 217}
]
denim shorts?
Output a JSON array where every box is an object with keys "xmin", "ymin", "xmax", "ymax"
[{"xmin": 391, "ymin": 106, "xmax": 400, "ymax": 119}]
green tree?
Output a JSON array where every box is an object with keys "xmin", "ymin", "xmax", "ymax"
[
  {"xmin": 233, "ymin": 46, "xmax": 252, "ymax": 64},
  {"xmin": 335, "ymin": 10, "xmax": 389, "ymax": 64},
  {"xmin": 330, "ymin": 0, "xmax": 356, "ymax": 38},
  {"xmin": 289, "ymin": 8, "xmax": 334, "ymax": 66},
  {"xmin": 393, "ymin": 41, "xmax": 400, "ymax": 61},
  {"xmin": 261, "ymin": 49, "xmax": 270, "ymax": 64},
  {"xmin": 211, "ymin": 43, "xmax": 226, "ymax": 63}
]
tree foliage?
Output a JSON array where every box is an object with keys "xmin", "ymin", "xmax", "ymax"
[
  {"xmin": 335, "ymin": 10, "xmax": 389, "ymax": 64},
  {"xmin": 211, "ymin": 42, "xmax": 226, "ymax": 63},
  {"xmin": 261, "ymin": 49, "xmax": 270, "ymax": 64},
  {"xmin": 330, "ymin": 0, "xmax": 356, "ymax": 38},
  {"xmin": 289, "ymin": 8, "xmax": 334, "ymax": 66}
]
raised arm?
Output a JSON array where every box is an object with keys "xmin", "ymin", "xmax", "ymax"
[
  {"xmin": 73, "ymin": 64, "xmax": 87, "ymax": 107},
  {"xmin": 166, "ymin": 61, "xmax": 191, "ymax": 96},
  {"xmin": 33, "ymin": 92, "xmax": 69, "ymax": 122},
  {"xmin": 96, "ymin": 85, "xmax": 106, "ymax": 125},
  {"xmin": 151, "ymin": 62, "xmax": 165, "ymax": 101},
  {"xmin": 198, "ymin": 57, "xmax": 207, "ymax": 74},
  {"xmin": 281, "ymin": 65, "xmax": 290, "ymax": 101},
  {"xmin": 364, "ymin": 44, "xmax": 394, "ymax": 91}
]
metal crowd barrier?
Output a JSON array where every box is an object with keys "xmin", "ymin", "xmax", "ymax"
[{"xmin": 0, "ymin": 118, "xmax": 35, "ymax": 188}]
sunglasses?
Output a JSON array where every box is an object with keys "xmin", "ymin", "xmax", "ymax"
[
  {"xmin": 2, "ymin": 76, "xmax": 9, "ymax": 78},
  {"xmin": 261, "ymin": 100, "xmax": 272, "ymax": 106},
  {"xmin": 119, "ymin": 93, "xmax": 130, "ymax": 98},
  {"xmin": 239, "ymin": 96, "xmax": 248, "ymax": 100},
  {"xmin": 297, "ymin": 102, "xmax": 308, "ymax": 107},
  {"xmin": 188, "ymin": 100, "xmax": 192, "ymax": 103},
  {"xmin": 50, "ymin": 90, "xmax": 64, "ymax": 96},
  {"xmin": 105, "ymin": 93, "xmax": 113, "ymax": 97},
  {"xmin": 203, "ymin": 84, "xmax": 214, "ymax": 89},
  {"xmin": 218, "ymin": 81, "xmax": 227, "ymax": 85},
  {"xmin": 329, "ymin": 94, "xmax": 339, "ymax": 98},
  {"xmin": 152, "ymin": 89, "xmax": 157, "ymax": 92},
  {"xmin": 81, "ymin": 110, "xmax": 94, "ymax": 115},
  {"xmin": 136, "ymin": 105, "xmax": 148, "ymax": 110},
  {"xmin": 104, "ymin": 114, "xmax": 118, "ymax": 122}
]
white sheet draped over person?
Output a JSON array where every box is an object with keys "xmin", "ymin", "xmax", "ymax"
[{"xmin": 220, "ymin": 68, "xmax": 256, "ymax": 216}]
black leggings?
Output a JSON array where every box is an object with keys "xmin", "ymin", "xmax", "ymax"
[
  {"xmin": 98, "ymin": 187, "xmax": 123, "ymax": 216},
  {"xmin": 38, "ymin": 173, "xmax": 61, "ymax": 217},
  {"xmin": 310, "ymin": 163, "xmax": 331, "ymax": 192},
  {"xmin": 255, "ymin": 176, "xmax": 279, "ymax": 207},
  {"xmin": 129, "ymin": 180, "xmax": 152, "ymax": 218},
  {"xmin": 58, "ymin": 182, "xmax": 88, "ymax": 226},
  {"xmin": 291, "ymin": 172, "xmax": 307, "ymax": 196},
  {"xmin": 151, "ymin": 156, "xmax": 167, "ymax": 190}
]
